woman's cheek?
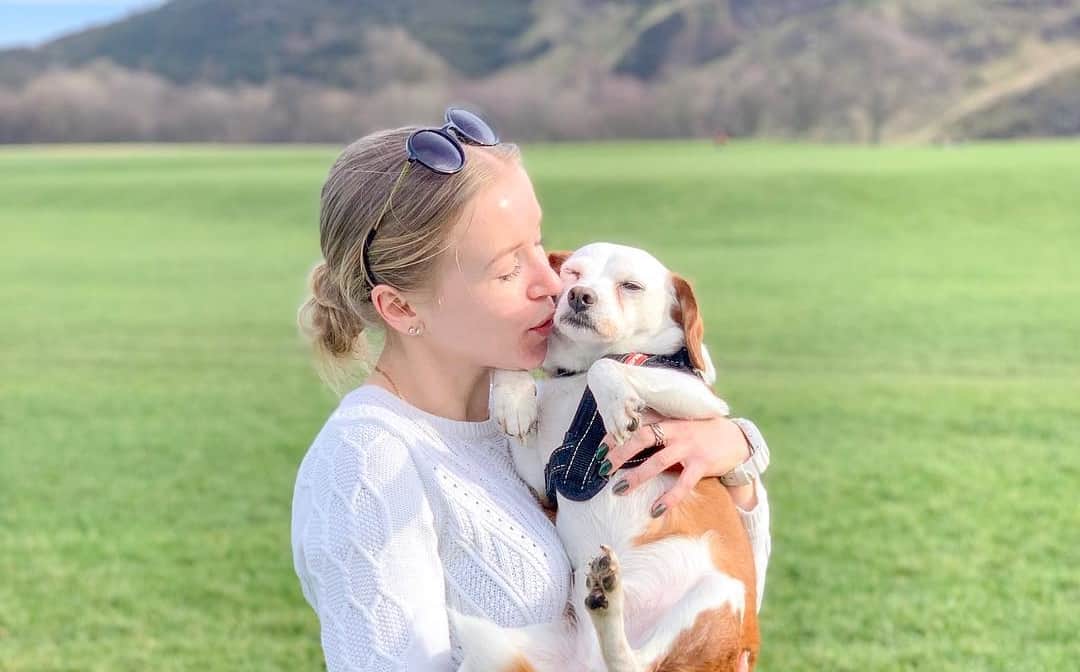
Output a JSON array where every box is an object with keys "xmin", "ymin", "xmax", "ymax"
[{"xmin": 490, "ymin": 286, "xmax": 531, "ymax": 323}]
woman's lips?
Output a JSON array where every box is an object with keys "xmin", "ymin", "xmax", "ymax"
[{"xmin": 528, "ymin": 314, "xmax": 555, "ymax": 336}]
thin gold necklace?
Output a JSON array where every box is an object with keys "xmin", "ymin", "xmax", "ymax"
[{"xmin": 373, "ymin": 364, "xmax": 404, "ymax": 401}]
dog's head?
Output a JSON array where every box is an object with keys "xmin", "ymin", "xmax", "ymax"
[{"xmin": 543, "ymin": 242, "xmax": 716, "ymax": 384}]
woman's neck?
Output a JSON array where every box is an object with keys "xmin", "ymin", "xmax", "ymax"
[{"xmin": 372, "ymin": 341, "xmax": 492, "ymax": 422}]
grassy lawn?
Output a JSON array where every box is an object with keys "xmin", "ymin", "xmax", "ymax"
[{"xmin": 1, "ymin": 140, "xmax": 1077, "ymax": 671}]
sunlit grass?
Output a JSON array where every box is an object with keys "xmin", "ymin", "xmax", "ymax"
[{"xmin": 2, "ymin": 140, "xmax": 1077, "ymax": 671}]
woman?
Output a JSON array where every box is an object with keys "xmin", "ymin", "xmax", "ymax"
[{"xmin": 291, "ymin": 109, "xmax": 771, "ymax": 671}]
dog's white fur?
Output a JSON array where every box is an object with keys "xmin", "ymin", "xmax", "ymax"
[{"xmin": 453, "ymin": 243, "xmax": 747, "ymax": 672}]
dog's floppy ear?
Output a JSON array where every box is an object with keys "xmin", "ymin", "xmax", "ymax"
[
  {"xmin": 671, "ymin": 274, "xmax": 715, "ymax": 384},
  {"xmin": 548, "ymin": 250, "xmax": 572, "ymax": 274}
]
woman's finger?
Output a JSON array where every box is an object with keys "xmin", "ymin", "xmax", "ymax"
[
  {"xmin": 609, "ymin": 442, "xmax": 685, "ymax": 498},
  {"xmin": 601, "ymin": 415, "xmax": 675, "ymax": 471},
  {"xmin": 600, "ymin": 428, "xmax": 648, "ymax": 472},
  {"xmin": 652, "ymin": 460, "xmax": 707, "ymax": 515}
]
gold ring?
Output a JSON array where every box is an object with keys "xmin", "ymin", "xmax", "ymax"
[{"xmin": 647, "ymin": 422, "xmax": 666, "ymax": 448}]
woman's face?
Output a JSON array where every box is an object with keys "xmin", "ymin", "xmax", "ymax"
[{"xmin": 418, "ymin": 160, "xmax": 563, "ymax": 371}]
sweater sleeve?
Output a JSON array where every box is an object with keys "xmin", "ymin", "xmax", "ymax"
[
  {"xmin": 292, "ymin": 427, "xmax": 456, "ymax": 671},
  {"xmin": 735, "ymin": 478, "xmax": 771, "ymax": 614}
]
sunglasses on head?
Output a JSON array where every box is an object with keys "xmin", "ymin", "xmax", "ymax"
[
  {"xmin": 406, "ymin": 107, "xmax": 500, "ymax": 174},
  {"xmin": 360, "ymin": 108, "xmax": 500, "ymax": 288}
]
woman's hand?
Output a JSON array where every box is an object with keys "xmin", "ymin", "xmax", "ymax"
[{"xmin": 598, "ymin": 410, "xmax": 755, "ymax": 517}]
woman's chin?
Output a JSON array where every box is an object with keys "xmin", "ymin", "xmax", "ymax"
[{"xmin": 519, "ymin": 338, "xmax": 549, "ymax": 370}]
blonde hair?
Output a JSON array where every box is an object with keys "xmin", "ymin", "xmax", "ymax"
[{"xmin": 298, "ymin": 126, "xmax": 521, "ymax": 392}]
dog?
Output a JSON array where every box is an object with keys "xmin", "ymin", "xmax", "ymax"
[{"xmin": 452, "ymin": 242, "xmax": 759, "ymax": 672}]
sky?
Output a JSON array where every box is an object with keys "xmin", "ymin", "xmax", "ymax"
[{"xmin": 0, "ymin": 1, "xmax": 165, "ymax": 49}]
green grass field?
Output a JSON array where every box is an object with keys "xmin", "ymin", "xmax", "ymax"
[{"xmin": 2, "ymin": 140, "xmax": 1078, "ymax": 671}]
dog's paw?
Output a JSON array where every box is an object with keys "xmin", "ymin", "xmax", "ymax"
[
  {"xmin": 588, "ymin": 359, "xmax": 644, "ymax": 446},
  {"xmin": 491, "ymin": 369, "xmax": 538, "ymax": 440},
  {"xmin": 584, "ymin": 544, "xmax": 622, "ymax": 612},
  {"xmin": 604, "ymin": 395, "xmax": 646, "ymax": 446}
]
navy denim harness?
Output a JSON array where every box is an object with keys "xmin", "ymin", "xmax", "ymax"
[{"xmin": 543, "ymin": 347, "xmax": 701, "ymax": 509}]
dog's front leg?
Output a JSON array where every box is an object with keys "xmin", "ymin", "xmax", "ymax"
[
  {"xmin": 491, "ymin": 370, "xmax": 551, "ymax": 500},
  {"xmin": 588, "ymin": 359, "xmax": 729, "ymax": 446},
  {"xmin": 587, "ymin": 359, "xmax": 647, "ymax": 445},
  {"xmin": 619, "ymin": 363, "xmax": 730, "ymax": 419},
  {"xmin": 492, "ymin": 369, "xmax": 539, "ymax": 441}
]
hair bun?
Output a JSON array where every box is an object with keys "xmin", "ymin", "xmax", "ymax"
[{"xmin": 298, "ymin": 262, "xmax": 367, "ymax": 361}]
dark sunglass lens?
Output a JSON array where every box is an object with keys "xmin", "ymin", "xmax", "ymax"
[
  {"xmin": 409, "ymin": 130, "xmax": 464, "ymax": 173},
  {"xmin": 447, "ymin": 108, "xmax": 499, "ymax": 145}
]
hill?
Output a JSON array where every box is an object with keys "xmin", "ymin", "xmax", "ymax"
[{"xmin": 1, "ymin": 0, "xmax": 1078, "ymax": 142}]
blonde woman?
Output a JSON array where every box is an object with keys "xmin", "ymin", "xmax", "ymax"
[{"xmin": 291, "ymin": 109, "xmax": 771, "ymax": 671}]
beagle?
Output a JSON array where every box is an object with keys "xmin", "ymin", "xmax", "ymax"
[{"xmin": 455, "ymin": 243, "xmax": 759, "ymax": 672}]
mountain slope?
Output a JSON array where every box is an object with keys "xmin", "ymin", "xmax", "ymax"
[
  {"xmin": 2, "ymin": 0, "xmax": 537, "ymax": 88},
  {"xmin": 0, "ymin": 0, "xmax": 1077, "ymax": 142}
]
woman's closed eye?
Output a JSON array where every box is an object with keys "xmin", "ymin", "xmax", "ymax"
[
  {"xmin": 498, "ymin": 260, "xmax": 523, "ymax": 282},
  {"xmin": 497, "ymin": 239, "xmax": 545, "ymax": 282}
]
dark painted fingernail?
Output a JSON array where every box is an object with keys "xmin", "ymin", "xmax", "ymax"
[
  {"xmin": 598, "ymin": 460, "xmax": 612, "ymax": 477},
  {"xmin": 612, "ymin": 479, "xmax": 629, "ymax": 495},
  {"xmin": 595, "ymin": 443, "xmax": 609, "ymax": 460},
  {"xmin": 650, "ymin": 501, "xmax": 667, "ymax": 518},
  {"xmin": 628, "ymin": 417, "xmax": 639, "ymax": 432}
]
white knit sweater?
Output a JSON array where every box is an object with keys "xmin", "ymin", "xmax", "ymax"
[{"xmin": 291, "ymin": 384, "xmax": 772, "ymax": 671}]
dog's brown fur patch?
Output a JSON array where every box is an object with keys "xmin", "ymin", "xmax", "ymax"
[
  {"xmin": 548, "ymin": 250, "xmax": 572, "ymax": 274},
  {"xmin": 646, "ymin": 606, "xmax": 748, "ymax": 672},
  {"xmin": 507, "ymin": 653, "xmax": 538, "ymax": 672},
  {"xmin": 670, "ymin": 274, "xmax": 708, "ymax": 375},
  {"xmin": 633, "ymin": 478, "xmax": 760, "ymax": 671}
]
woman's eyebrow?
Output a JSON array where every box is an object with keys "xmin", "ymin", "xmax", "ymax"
[
  {"xmin": 485, "ymin": 233, "xmax": 544, "ymax": 270},
  {"xmin": 486, "ymin": 242, "xmax": 522, "ymax": 269}
]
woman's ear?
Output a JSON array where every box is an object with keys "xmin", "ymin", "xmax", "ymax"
[
  {"xmin": 671, "ymin": 274, "xmax": 713, "ymax": 382},
  {"xmin": 548, "ymin": 250, "xmax": 572, "ymax": 274},
  {"xmin": 370, "ymin": 284, "xmax": 418, "ymax": 336}
]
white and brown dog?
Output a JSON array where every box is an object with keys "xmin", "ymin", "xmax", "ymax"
[{"xmin": 454, "ymin": 242, "xmax": 759, "ymax": 672}]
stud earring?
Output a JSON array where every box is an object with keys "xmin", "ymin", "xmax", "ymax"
[{"xmin": 408, "ymin": 325, "xmax": 424, "ymax": 336}]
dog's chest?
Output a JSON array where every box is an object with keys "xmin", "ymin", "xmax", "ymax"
[
  {"xmin": 506, "ymin": 374, "xmax": 587, "ymax": 497},
  {"xmin": 500, "ymin": 370, "xmax": 674, "ymax": 572},
  {"xmin": 528, "ymin": 375, "xmax": 672, "ymax": 565},
  {"xmin": 553, "ymin": 469, "xmax": 675, "ymax": 567},
  {"xmin": 535, "ymin": 375, "xmax": 587, "ymax": 463}
]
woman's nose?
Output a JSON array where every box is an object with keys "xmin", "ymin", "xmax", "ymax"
[{"xmin": 529, "ymin": 255, "xmax": 563, "ymax": 300}]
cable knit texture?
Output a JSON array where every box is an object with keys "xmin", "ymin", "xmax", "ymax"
[
  {"xmin": 291, "ymin": 384, "xmax": 772, "ymax": 670},
  {"xmin": 736, "ymin": 484, "xmax": 771, "ymax": 614},
  {"xmin": 291, "ymin": 385, "xmax": 574, "ymax": 671}
]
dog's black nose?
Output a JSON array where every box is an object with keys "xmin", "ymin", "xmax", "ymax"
[{"xmin": 568, "ymin": 286, "xmax": 596, "ymax": 313}]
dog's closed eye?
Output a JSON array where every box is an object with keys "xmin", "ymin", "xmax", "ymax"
[{"xmin": 619, "ymin": 281, "xmax": 644, "ymax": 292}]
